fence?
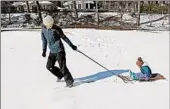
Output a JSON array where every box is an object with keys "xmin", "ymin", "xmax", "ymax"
[{"xmin": 1, "ymin": 3, "xmax": 170, "ymax": 31}]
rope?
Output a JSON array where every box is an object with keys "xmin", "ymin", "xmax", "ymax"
[{"xmin": 77, "ymin": 49, "xmax": 132, "ymax": 83}]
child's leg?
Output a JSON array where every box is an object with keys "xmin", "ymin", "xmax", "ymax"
[
  {"xmin": 129, "ymin": 71, "xmax": 149, "ymax": 80},
  {"xmin": 136, "ymin": 73, "xmax": 150, "ymax": 81}
]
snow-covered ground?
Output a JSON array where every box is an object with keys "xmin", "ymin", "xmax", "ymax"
[{"xmin": 1, "ymin": 29, "xmax": 169, "ymax": 109}]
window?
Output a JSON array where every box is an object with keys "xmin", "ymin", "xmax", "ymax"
[
  {"xmin": 155, "ymin": 1, "xmax": 158, "ymax": 4},
  {"xmin": 78, "ymin": 4, "xmax": 81, "ymax": 9},
  {"xmin": 86, "ymin": 3, "xmax": 88, "ymax": 9},
  {"xmin": 71, "ymin": 4, "xmax": 74, "ymax": 9}
]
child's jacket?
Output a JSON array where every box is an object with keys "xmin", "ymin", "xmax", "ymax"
[{"xmin": 140, "ymin": 62, "xmax": 152, "ymax": 77}]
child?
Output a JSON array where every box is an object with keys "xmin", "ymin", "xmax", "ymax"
[{"xmin": 130, "ymin": 57, "xmax": 152, "ymax": 81}]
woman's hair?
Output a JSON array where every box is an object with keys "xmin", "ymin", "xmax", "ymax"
[{"xmin": 137, "ymin": 57, "xmax": 143, "ymax": 63}]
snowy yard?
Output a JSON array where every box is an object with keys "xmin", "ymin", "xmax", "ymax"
[
  {"xmin": 1, "ymin": 29, "xmax": 169, "ymax": 109},
  {"xmin": 1, "ymin": 13, "xmax": 169, "ymax": 30}
]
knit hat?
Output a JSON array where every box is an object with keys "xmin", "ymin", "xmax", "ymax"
[
  {"xmin": 43, "ymin": 15, "xmax": 54, "ymax": 28},
  {"xmin": 137, "ymin": 57, "xmax": 143, "ymax": 62}
]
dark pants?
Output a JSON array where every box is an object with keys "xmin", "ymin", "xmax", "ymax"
[{"xmin": 46, "ymin": 51, "xmax": 74, "ymax": 86}]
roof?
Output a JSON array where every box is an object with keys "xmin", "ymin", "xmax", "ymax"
[
  {"xmin": 63, "ymin": 1, "xmax": 94, "ymax": 5},
  {"xmin": 12, "ymin": 1, "xmax": 53, "ymax": 7},
  {"xmin": 63, "ymin": 1, "xmax": 72, "ymax": 6},
  {"xmin": 12, "ymin": 2, "xmax": 25, "ymax": 6},
  {"xmin": 84, "ymin": 1, "xmax": 94, "ymax": 4},
  {"xmin": 39, "ymin": 1, "xmax": 53, "ymax": 5}
]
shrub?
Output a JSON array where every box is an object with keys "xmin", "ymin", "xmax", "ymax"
[{"xmin": 141, "ymin": 4, "xmax": 169, "ymax": 14}]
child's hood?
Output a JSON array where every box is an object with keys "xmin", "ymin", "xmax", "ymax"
[{"xmin": 142, "ymin": 61, "xmax": 148, "ymax": 67}]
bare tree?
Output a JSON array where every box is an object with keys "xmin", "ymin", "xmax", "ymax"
[
  {"xmin": 1, "ymin": 1, "xmax": 12, "ymax": 24},
  {"xmin": 26, "ymin": 1, "xmax": 30, "ymax": 13},
  {"xmin": 131, "ymin": 1, "xmax": 136, "ymax": 16},
  {"xmin": 137, "ymin": 1, "xmax": 141, "ymax": 26},
  {"xmin": 149, "ymin": 2, "xmax": 153, "ymax": 26},
  {"xmin": 96, "ymin": 1, "xmax": 99, "ymax": 27},
  {"xmin": 73, "ymin": 1, "xmax": 78, "ymax": 20},
  {"xmin": 119, "ymin": 1, "xmax": 126, "ymax": 22},
  {"xmin": 168, "ymin": 2, "xmax": 170, "ymax": 31},
  {"xmin": 51, "ymin": 1, "xmax": 62, "ymax": 7},
  {"xmin": 4, "ymin": 1, "xmax": 12, "ymax": 24},
  {"xmin": 36, "ymin": 1, "xmax": 42, "ymax": 23},
  {"xmin": 108, "ymin": 1, "xmax": 111, "ymax": 10},
  {"xmin": 8, "ymin": 7, "xmax": 11, "ymax": 24}
]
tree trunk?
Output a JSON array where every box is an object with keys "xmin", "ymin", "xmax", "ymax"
[
  {"xmin": 137, "ymin": 1, "xmax": 141, "ymax": 26},
  {"xmin": 131, "ymin": 2, "xmax": 135, "ymax": 16},
  {"xmin": 149, "ymin": 2, "xmax": 152, "ymax": 26},
  {"xmin": 168, "ymin": 2, "xmax": 170, "ymax": 31},
  {"xmin": 108, "ymin": 1, "xmax": 111, "ymax": 10},
  {"xmin": 36, "ymin": 1, "xmax": 42, "ymax": 23},
  {"xmin": 26, "ymin": 1, "xmax": 30, "ymax": 13},
  {"xmin": 96, "ymin": 1, "xmax": 99, "ymax": 27},
  {"xmin": 8, "ymin": 7, "xmax": 11, "ymax": 24},
  {"xmin": 119, "ymin": 2, "xmax": 123, "ymax": 22},
  {"xmin": 73, "ymin": 1, "xmax": 78, "ymax": 20}
]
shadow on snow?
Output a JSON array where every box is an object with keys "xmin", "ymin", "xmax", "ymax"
[{"xmin": 73, "ymin": 69, "xmax": 129, "ymax": 87}]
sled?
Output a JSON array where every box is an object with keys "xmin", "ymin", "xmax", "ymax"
[{"xmin": 139, "ymin": 73, "xmax": 166, "ymax": 82}]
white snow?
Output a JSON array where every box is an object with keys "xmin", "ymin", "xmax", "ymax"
[
  {"xmin": 84, "ymin": 1, "xmax": 95, "ymax": 4},
  {"xmin": 63, "ymin": 1, "xmax": 73, "ymax": 6},
  {"xmin": 39, "ymin": 1, "xmax": 53, "ymax": 5},
  {"xmin": 12, "ymin": 2, "xmax": 25, "ymax": 6},
  {"xmin": 1, "ymin": 29, "xmax": 169, "ymax": 109}
]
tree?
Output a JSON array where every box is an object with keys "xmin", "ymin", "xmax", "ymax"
[
  {"xmin": 1, "ymin": 1, "xmax": 13, "ymax": 24},
  {"xmin": 73, "ymin": 1, "xmax": 78, "ymax": 20},
  {"xmin": 137, "ymin": 1, "xmax": 141, "ymax": 26},
  {"xmin": 168, "ymin": 2, "xmax": 170, "ymax": 30},
  {"xmin": 36, "ymin": 1, "xmax": 42, "ymax": 23},
  {"xmin": 26, "ymin": 1, "xmax": 30, "ymax": 13},
  {"xmin": 131, "ymin": 1, "xmax": 136, "ymax": 16},
  {"xmin": 119, "ymin": 1, "xmax": 126, "ymax": 22},
  {"xmin": 50, "ymin": 1, "xmax": 62, "ymax": 7},
  {"xmin": 96, "ymin": 1, "xmax": 99, "ymax": 27}
]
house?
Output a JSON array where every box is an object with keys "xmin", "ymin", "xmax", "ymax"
[
  {"xmin": 143, "ymin": 1, "xmax": 168, "ymax": 5},
  {"xmin": 11, "ymin": 2, "xmax": 25, "ymax": 12},
  {"xmin": 101, "ymin": 1, "xmax": 169, "ymax": 12},
  {"xmin": 12, "ymin": 1, "xmax": 59, "ymax": 12},
  {"xmin": 63, "ymin": 1, "xmax": 95, "ymax": 10}
]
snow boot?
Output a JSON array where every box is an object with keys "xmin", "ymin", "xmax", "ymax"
[
  {"xmin": 56, "ymin": 77, "xmax": 61, "ymax": 82},
  {"xmin": 129, "ymin": 70, "xmax": 138, "ymax": 80},
  {"xmin": 66, "ymin": 81, "xmax": 74, "ymax": 88}
]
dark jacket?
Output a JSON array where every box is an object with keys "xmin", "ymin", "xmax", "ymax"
[{"xmin": 41, "ymin": 25, "xmax": 74, "ymax": 53}]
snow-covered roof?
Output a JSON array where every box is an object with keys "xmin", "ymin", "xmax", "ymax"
[
  {"xmin": 63, "ymin": 1, "xmax": 94, "ymax": 6},
  {"xmin": 57, "ymin": 6, "xmax": 65, "ymax": 10},
  {"xmin": 63, "ymin": 1, "xmax": 72, "ymax": 6},
  {"xmin": 77, "ymin": 1, "xmax": 82, "ymax": 4},
  {"xmin": 12, "ymin": 1, "xmax": 34, "ymax": 6},
  {"xmin": 12, "ymin": 1, "xmax": 53, "ymax": 6},
  {"xmin": 12, "ymin": 2, "xmax": 25, "ymax": 6},
  {"xmin": 84, "ymin": 1, "xmax": 94, "ymax": 4},
  {"xmin": 39, "ymin": 1, "xmax": 53, "ymax": 5}
]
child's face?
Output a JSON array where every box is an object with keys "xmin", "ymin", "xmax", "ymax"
[
  {"xmin": 45, "ymin": 23, "xmax": 53, "ymax": 29},
  {"xmin": 136, "ymin": 61, "xmax": 143, "ymax": 67}
]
